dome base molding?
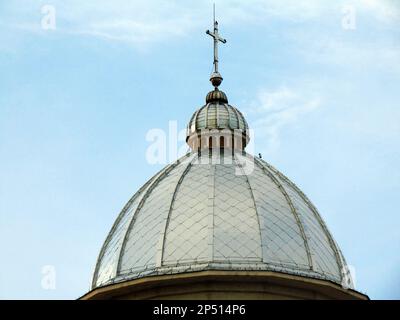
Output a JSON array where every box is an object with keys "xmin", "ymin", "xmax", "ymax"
[{"xmin": 81, "ymin": 270, "xmax": 368, "ymax": 300}]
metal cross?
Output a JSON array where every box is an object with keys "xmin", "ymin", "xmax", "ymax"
[{"xmin": 206, "ymin": 5, "xmax": 226, "ymax": 73}]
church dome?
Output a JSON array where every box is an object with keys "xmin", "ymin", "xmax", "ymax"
[
  {"xmin": 187, "ymin": 97, "xmax": 248, "ymax": 133},
  {"xmin": 92, "ymin": 150, "xmax": 353, "ymax": 290},
  {"xmin": 186, "ymin": 89, "xmax": 250, "ymax": 150},
  {"xmin": 84, "ymin": 16, "xmax": 366, "ymax": 300},
  {"xmin": 187, "ymin": 96, "xmax": 249, "ymax": 139}
]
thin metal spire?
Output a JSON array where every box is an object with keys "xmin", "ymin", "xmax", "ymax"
[
  {"xmin": 213, "ymin": 3, "xmax": 215, "ymax": 25},
  {"xmin": 206, "ymin": 4, "xmax": 226, "ymax": 88}
]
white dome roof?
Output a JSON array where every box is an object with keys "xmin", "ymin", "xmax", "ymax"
[
  {"xmin": 187, "ymin": 102, "xmax": 248, "ymax": 133},
  {"xmin": 92, "ymin": 151, "xmax": 353, "ymax": 290},
  {"xmin": 185, "ymin": 92, "xmax": 250, "ymax": 151}
]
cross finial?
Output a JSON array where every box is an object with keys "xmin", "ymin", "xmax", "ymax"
[{"xmin": 206, "ymin": 4, "xmax": 226, "ymax": 88}]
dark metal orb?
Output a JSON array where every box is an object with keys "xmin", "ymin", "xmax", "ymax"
[{"xmin": 210, "ymin": 71, "xmax": 223, "ymax": 87}]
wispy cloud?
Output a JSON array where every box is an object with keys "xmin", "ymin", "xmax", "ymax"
[
  {"xmin": 277, "ymin": 0, "xmax": 400, "ymax": 73},
  {"xmin": 355, "ymin": 0, "xmax": 400, "ymax": 24},
  {"xmin": 292, "ymin": 33, "xmax": 400, "ymax": 74},
  {"xmin": 246, "ymin": 86, "xmax": 321, "ymax": 154},
  {"xmin": 219, "ymin": 0, "xmax": 399, "ymax": 24},
  {"xmin": 61, "ymin": 1, "xmax": 199, "ymax": 46},
  {"xmin": 70, "ymin": 17, "xmax": 192, "ymax": 46},
  {"xmin": 1, "ymin": 1, "xmax": 203, "ymax": 49},
  {"xmin": 1, "ymin": 0, "xmax": 399, "ymax": 50}
]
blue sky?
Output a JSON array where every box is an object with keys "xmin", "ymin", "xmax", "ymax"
[{"xmin": 0, "ymin": 0, "xmax": 399, "ymax": 299}]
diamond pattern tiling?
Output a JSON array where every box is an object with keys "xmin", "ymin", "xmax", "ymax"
[
  {"xmin": 94, "ymin": 175, "xmax": 157, "ymax": 287},
  {"xmin": 236, "ymin": 154, "xmax": 310, "ymax": 269},
  {"xmin": 213, "ymin": 163, "xmax": 262, "ymax": 261},
  {"xmin": 92, "ymin": 151, "xmax": 347, "ymax": 289},
  {"xmin": 162, "ymin": 163, "xmax": 210, "ymax": 264},
  {"xmin": 119, "ymin": 156, "xmax": 194, "ymax": 274},
  {"xmin": 277, "ymin": 176, "xmax": 341, "ymax": 279}
]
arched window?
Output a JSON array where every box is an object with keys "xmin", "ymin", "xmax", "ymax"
[{"xmin": 220, "ymin": 136, "xmax": 225, "ymax": 149}]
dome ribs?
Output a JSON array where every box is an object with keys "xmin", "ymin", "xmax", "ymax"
[
  {"xmin": 156, "ymin": 156, "xmax": 196, "ymax": 267},
  {"xmin": 233, "ymin": 153, "xmax": 264, "ymax": 262},
  {"xmin": 115, "ymin": 157, "xmax": 190, "ymax": 276},
  {"xmin": 252, "ymin": 156, "xmax": 314, "ymax": 271},
  {"xmin": 208, "ymin": 162, "xmax": 216, "ymax": 261},
  {"xmin": 266, "ymin": 164, "xmax": 345, "ymax": 282},
  {"xmin": 205, "ymin": 103, "xmax": 210, "ymax": 128},
  {"xmin": 91, "ymin": 152, "xmax": 350, "ymax": 290},
  {"xmin": 222, "ymin": 103, "xmax": 231, "ymax": 129},
  {"xmin": 91, "ymin": 173, "xmax": 159, "ymax": 288},
  {"xmin": 231, "ymin": 105, "xmax": 241, "ymax": 130}
]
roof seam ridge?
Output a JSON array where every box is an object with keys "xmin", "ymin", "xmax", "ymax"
[
  {"xmin": 253, "ymin": 156, "xmax": 314, "ymax": 271},
  {"xmin": 268, "ymin": 165, "xmax": 345, "ymax": 281},
  {"xmin": 216, "ymin": 102, "xmax": 220, "ymax": 128},
  {"xmin": 231, "ymin": 105, "xmax": 241, "ymax": 129},
  {"xmin": 192, "ymin": 105, "xmax": 205, "ymax": 133},
  {"xmin": 115, "ymin": 157, "xmax": 184, "ymax": 275},
  {"xmin": 156, "ymin": 154, "xmax": 196, "ymax": 267},
  {"xmin": 91, "ymin": 172, "xmax": 159, "ymax": 288},
  {"xmin": 211, "ymin": 157, "xmax": 216, "ymax": 262},
  {"xmin": 222, "ymin": 103, "xmax": 231, "ymax": 129},
  {"xmin": 234, "ymin": 152, "xmax": 264, "ymax": 262},
  {"xmin": 205, "ymin": 103, "xmax": 210, "ymax": 128}
]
